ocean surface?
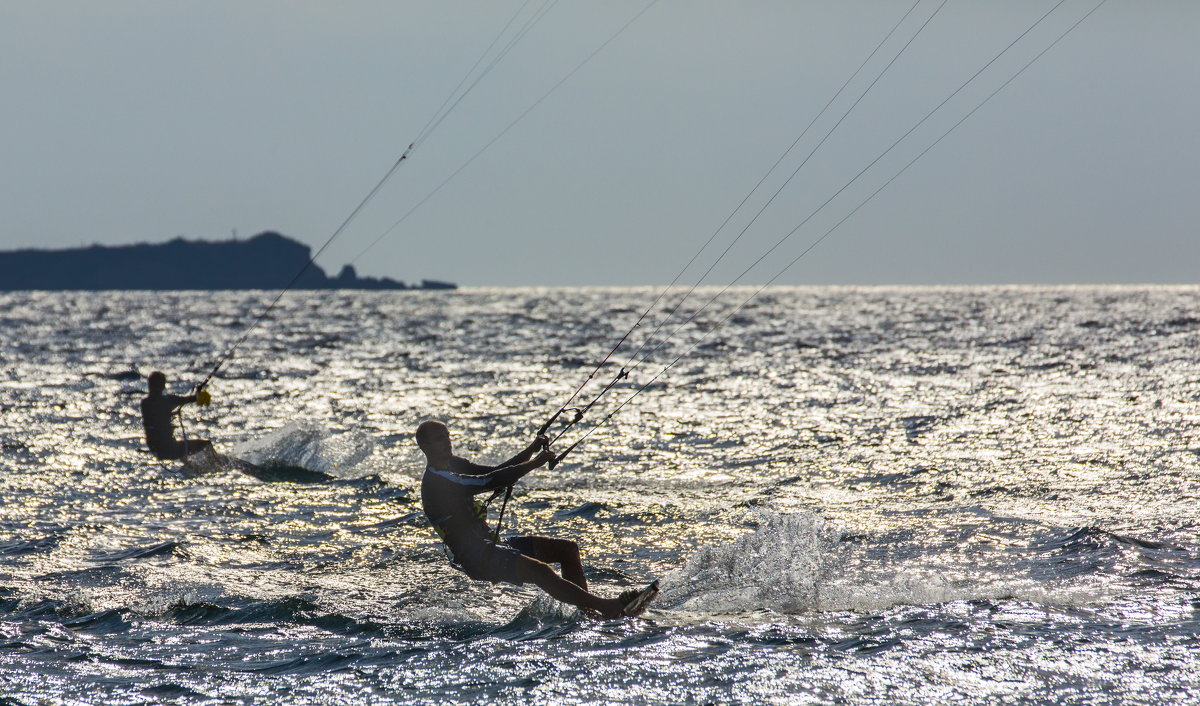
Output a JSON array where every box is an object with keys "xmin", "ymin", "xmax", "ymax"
[{"xmin": 2, "ymin": 286, "xmax": 1199, "ymax": 704}]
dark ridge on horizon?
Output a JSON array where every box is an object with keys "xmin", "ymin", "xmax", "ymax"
[{"xmin": 0, "ymin": 231, "xmax": 455, "ymax": 291}]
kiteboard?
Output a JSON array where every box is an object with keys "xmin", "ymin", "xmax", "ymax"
[{"xmin": 619, "ymin": 580, "xmax": 659, "ymax": 618}]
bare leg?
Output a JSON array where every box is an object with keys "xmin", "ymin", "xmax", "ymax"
[
  {"xmin": 509, "ymin": 555, "xmax": 624, "ymax": 618},
  {"xmin": 507, "ymin": 536, "xmax": 588, "ymax": 590}
]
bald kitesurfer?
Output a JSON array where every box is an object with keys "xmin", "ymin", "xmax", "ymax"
[
  {"xmin": 417, "ymin": 419, "xmax": 656, "ymax": 619},
  {"xmin": 140, "ymin": 371, "xmax": 214, "ymax": 461}
]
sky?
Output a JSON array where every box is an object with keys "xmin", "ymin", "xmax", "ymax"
[{"xmin": 1, "ymin": 1, "xmax": 1196, "ymax": 286}]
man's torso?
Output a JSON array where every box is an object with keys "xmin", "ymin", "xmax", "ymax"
[
  {"xmin": 421, "ymin": 463, "xmax": 494, "ymax": 552},
  {"xmin": 141, "ymin": 394, "xmax": 178, "ymax": 452}
]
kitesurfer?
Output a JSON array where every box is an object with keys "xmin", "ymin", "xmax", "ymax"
[
  {"xmin": 140, "ymin": 371, "xmax": 214, "ymax": 461},
  {"xmin": 416, "ymin": 419, "xmax": 655, "ymax": 618}
]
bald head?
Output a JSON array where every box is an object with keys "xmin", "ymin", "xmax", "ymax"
[{"xmin": 415, "ymin": 419, "xmax": 451, "ymax": 455}]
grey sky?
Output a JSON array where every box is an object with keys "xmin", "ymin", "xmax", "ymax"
[{"xmin": 2, "ymin": 1, "xmax": 1196, "ymax": 286}]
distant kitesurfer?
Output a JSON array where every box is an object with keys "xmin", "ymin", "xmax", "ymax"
[
  {"xmin": 417, "ymin": 419, "xmax": 656, "ymax": 619},
  {"xmin": 140, "ymin": 371, "xmax": 214, "ymax": 461}
]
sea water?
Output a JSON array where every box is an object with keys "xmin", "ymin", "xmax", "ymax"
[{"xmin": 1, "ymin": 286, "xmax": 1199, "ymax": 704}]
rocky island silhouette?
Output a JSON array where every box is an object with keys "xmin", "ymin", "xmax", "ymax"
[{"xmin": 0, "ymin": 231, "xmax": 455, "ymax": 290}]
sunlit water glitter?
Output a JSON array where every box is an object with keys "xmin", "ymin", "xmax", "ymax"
[{"xmin": 1, "ymin": 286, "xmax": 1199, "ymax": 704}]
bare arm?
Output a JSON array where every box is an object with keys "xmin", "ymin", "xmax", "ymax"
[
  {"xmin": 497, "ymin": 434, "xmax": 548, "ymax": 469},
  {"xmin": 438, "ymin": 448, "xmax": 555, "ymax": 495},
  {"xmin": 165, "ymin": 393, "xmax": 197, "ymax": 411}
]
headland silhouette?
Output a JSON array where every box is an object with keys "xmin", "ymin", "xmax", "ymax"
[{"xmin": 0, "ymin": 232, "xmax": 455, "ymax": 290}]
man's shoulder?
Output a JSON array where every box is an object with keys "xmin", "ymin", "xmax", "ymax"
[
  {"xmin": 450, "ymin": 456, "xmax": 493, "ymax": 475},
  {"xmin": 425, "ymin": 456, "xmax": 483, "ymax": 473},
  {"xmin": 449, "ymin": 454, "xmax": 475, "ymax": 469},
  {"xmin": 421, "ymin": 462, "xmax": 457, "ymax": 482}
]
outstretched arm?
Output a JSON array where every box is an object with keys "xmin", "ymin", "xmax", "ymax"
[
  {"xmin": 435, "ymin": 448, "xmax": 555, "ymax": 495},
  {"xmin": 166, "ymin": 393, "xmax": 197, "ymax": 411},
  {"xmin": 497, "ymin": 434, "xmax": 548, "ymax": 469}
]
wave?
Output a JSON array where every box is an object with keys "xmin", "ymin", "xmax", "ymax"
[
  {"xmin": 0, "ymin": 591, "xmax": 388, "ymax": 641},
  {"xmin": 0, "ymin": 534, "xmax": 63, "ymax": 557},
  {"xmin": 92, "ymin": 541, "xmax": 186, "ymax": 562},
  {"xmin": 164, "ymin": 596, "xmax": 383, "ymax": 633}
]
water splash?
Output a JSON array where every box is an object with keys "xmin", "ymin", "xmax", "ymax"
[
  {"xmin": 659, "ymin": 510, "xmax": 837, "ymax": 614},
  {"xmin": 658, "ymin": 510, "xmax": 1118, "ymax": 617},
  {"xmin": 232, "ymin": 422, "xmax": 374, "ymax": 477}
]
